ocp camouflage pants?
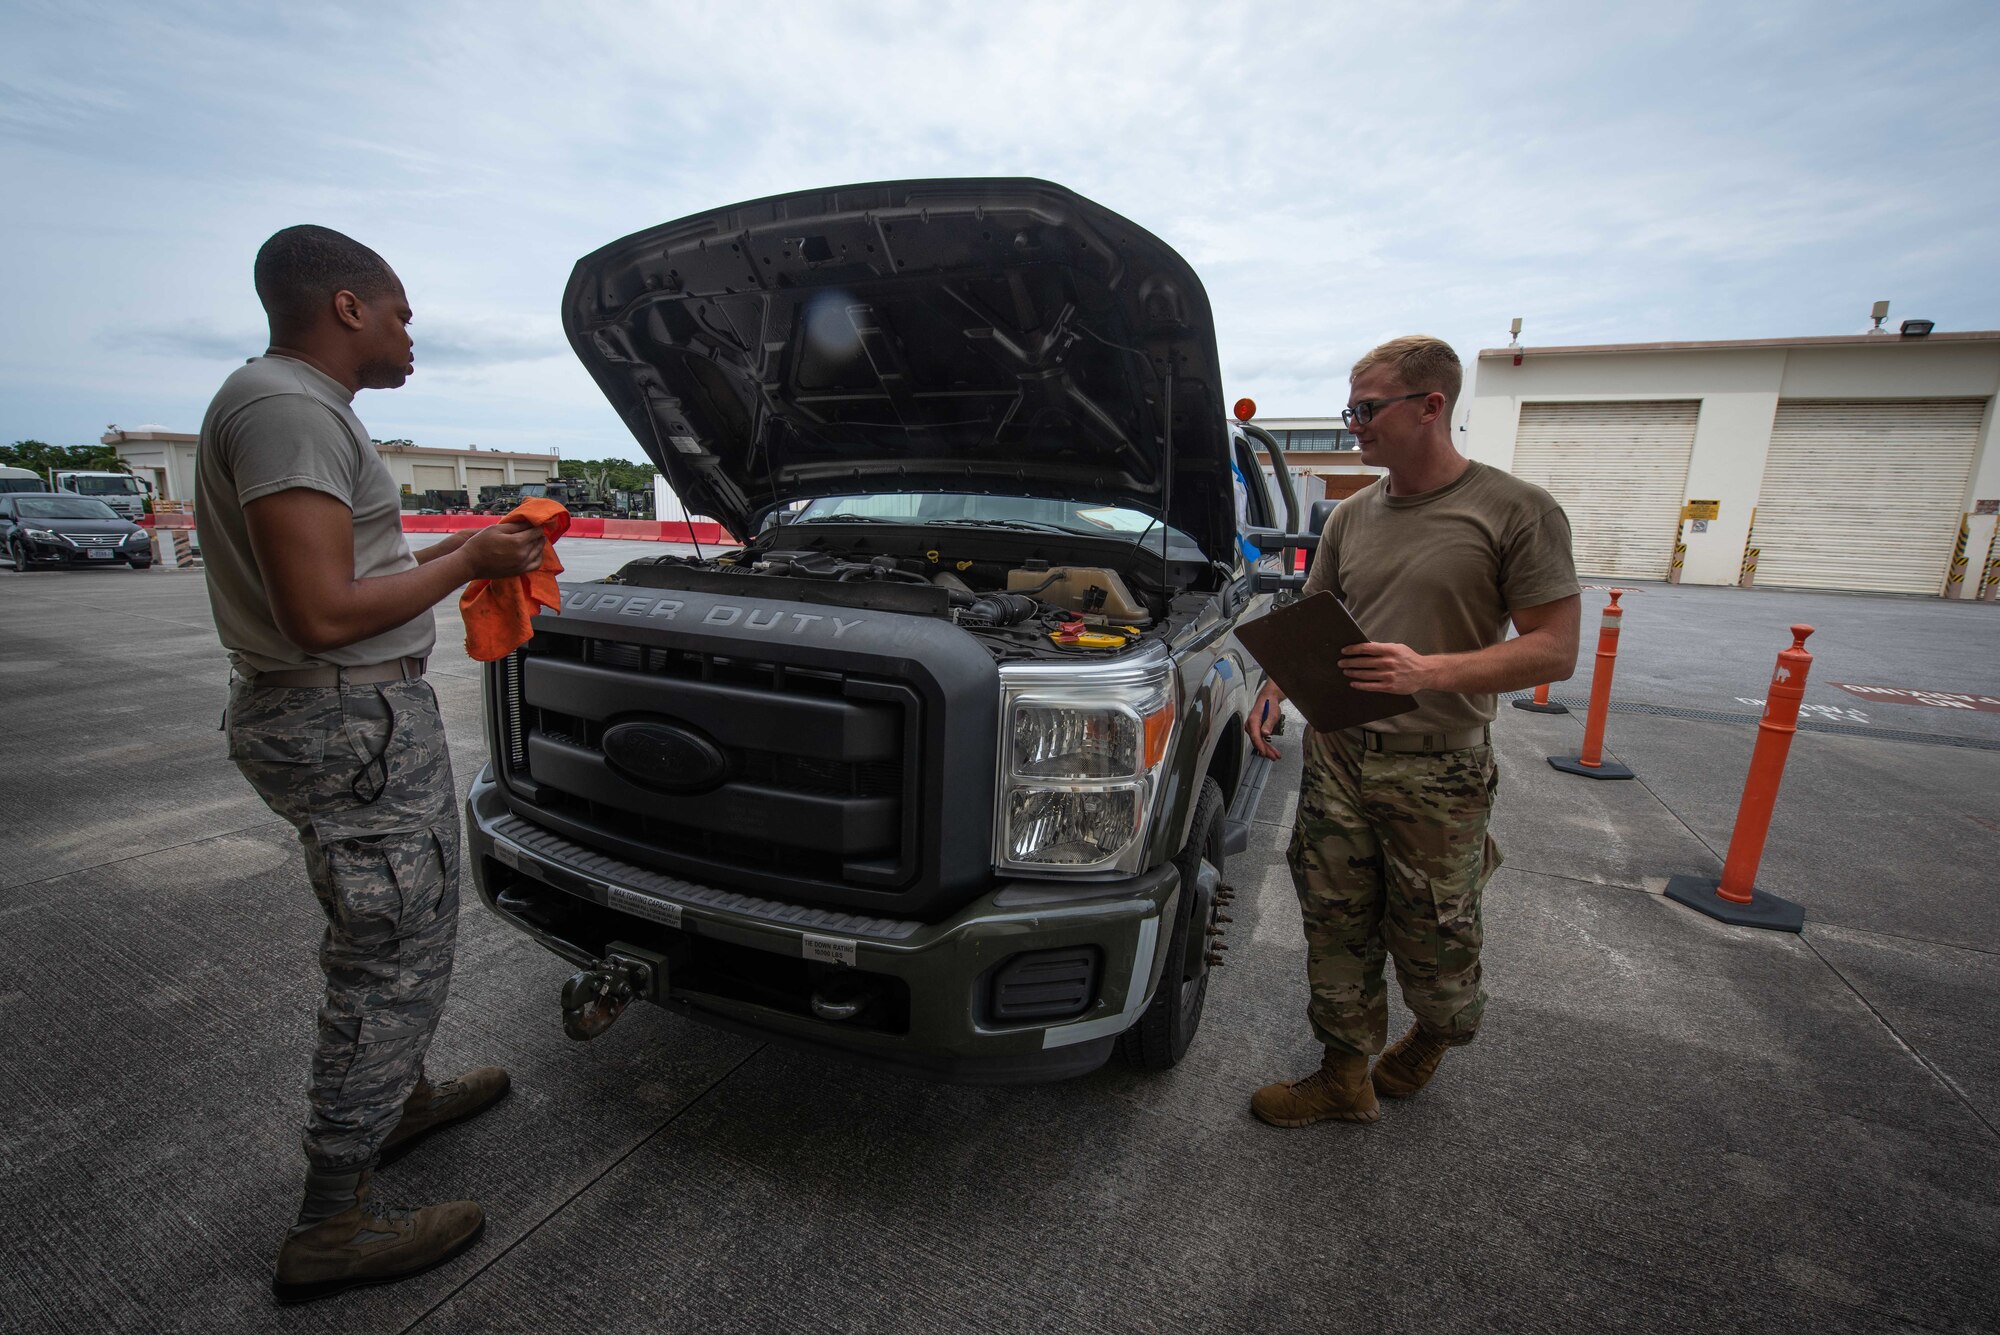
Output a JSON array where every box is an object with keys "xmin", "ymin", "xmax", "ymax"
[
  {"xmin": 228, "ymin": 677, "xmax": 460, "ymax": 1173},
  {"xmin": 1287, "ymin": 727, "xmax": 1500, "ymax": 1057}
]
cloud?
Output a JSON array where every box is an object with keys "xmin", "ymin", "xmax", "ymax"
[
  {"xmin": 5, "ymin": 0, "xmax": 2000, "ymax": 456},
  {"xmin": 102, "ymin": 319, "xmax": 564, "ymax": 370}
]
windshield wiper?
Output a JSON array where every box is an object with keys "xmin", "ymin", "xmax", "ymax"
[
  {"xmin": 926, "ymin": 518, "xmax": 1082, "ymax": 536},
  {"xmin": 792, "ymin": 514, "xmax": 898, "ymax": 524}
]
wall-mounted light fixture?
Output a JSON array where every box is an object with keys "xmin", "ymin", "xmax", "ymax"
[{"xmin": 1899, "ymin": 319, "xmax": 1935, "ymax": 337}]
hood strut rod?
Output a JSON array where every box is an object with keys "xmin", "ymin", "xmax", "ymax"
[{"xmin": 1159, "ymin": 369, "xmax": 1173, "ymax": 603}]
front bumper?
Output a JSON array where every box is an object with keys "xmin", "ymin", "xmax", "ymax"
[
  {"xmin": 17, "ymin": 538, "xmax": 147, "ymax": 564},
  {"xmin": 466, "ymin": 769, "xmax": 1178, "ymax": 1083}
]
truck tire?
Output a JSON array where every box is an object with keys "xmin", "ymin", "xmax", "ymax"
[{"xmin": 1120, "ymin": 776, "xmax": 1225, "ymax": 1071}]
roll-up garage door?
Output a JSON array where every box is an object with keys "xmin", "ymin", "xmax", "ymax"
[
  {"xmin": 465, "ymin": 466, "xmax": 506, "ymax": 494},
  {"xmin": 412, "ymin": 464, "xmax": 458, "ymax": 492},
  {"xmin": 1511, "ymin": 401, "xmax": 1699, "ymax": 579},
  {"xmin": 1754, "ymin": 400, "xmax": 1981, "ymax": 595}
]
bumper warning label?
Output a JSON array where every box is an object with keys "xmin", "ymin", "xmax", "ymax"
[{"xmin": 802, "ymin": 934, "xmax": 857, "ymax": 967}]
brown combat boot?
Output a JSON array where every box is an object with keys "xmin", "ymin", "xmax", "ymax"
[
  {"xmin": 378, "ymin": 1067, "xmax": 512, "ymax": 1166},
  {"xmin": 1250, "ymin": 1048, "xmax": 1381, "ymax": 1127},
  {"xmin": 1371, "ymin": 1023, "xmax": 1452, "ymax": 1099},
  {"xmin": 272, "ymin": 1168, "xmax": 483, "ymax": 1304}
]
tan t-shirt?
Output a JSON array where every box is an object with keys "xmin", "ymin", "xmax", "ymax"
[
  {"xmin": 195, "ymin": 355, "xmax": 435, "ymax": 674},
  {"xmin": 1301, "ymin": 460, "xmax": 1578, "ymax": 735}
]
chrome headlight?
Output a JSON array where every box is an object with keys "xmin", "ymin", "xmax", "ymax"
[
  {"xmin": 995, "ymin": 652, "xmax": 1178, "ymax": 875},
  {"xmin": 22, "ymin": 528, "xmax": 61, "ymax": 543}
]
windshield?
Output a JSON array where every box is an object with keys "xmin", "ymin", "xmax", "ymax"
[
  {"xmin": 72, "ymin": 475, "xmax": 143, "ymax": 496},
  {"xmin": 792, "ymin": 493, "xmax": 1201, "ymax": 548},
  {"xmin": 17, "ymin": 497, "xmax": 120, "ymax": 520},
  {"xmin": 0, "ymin": 477, "xmax": 43, "ymax": 493}
]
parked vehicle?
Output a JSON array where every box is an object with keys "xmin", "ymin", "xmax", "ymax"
[
  {"xmin": 475, "ymin": 484, "xmax": 525, "ymax": 514},
  {"xmin": 0, "ymin": 466, "xmax": 45, "ymax": 495},
  {"xmin": 469, "ymin": 179, "xmax": 1304, "ymax": 1082},
  {"xmin": 51, "ymin": 469, "xmax": 151, "ymax": 521},
  {"xmin": 1, "ymin": 493, "xmax": 153, "ymax": 570}
]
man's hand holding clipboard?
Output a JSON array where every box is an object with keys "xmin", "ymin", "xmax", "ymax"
[{"xmin": 1239, "ymin": 592, "xmax": 1419, "ymax": 757}]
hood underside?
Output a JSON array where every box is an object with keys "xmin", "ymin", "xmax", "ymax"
[{"xmin": 563, "ymin": 178, "xmax": 1233, "ymax": 559}]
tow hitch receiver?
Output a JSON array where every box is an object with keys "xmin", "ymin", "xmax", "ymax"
[{"xmin": 560, "ymin": 944, "xmax": 668, "ymax": 1041}]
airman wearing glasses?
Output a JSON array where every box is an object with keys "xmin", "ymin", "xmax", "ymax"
[{"xmin": 1243, "ymin": 335, "xmax": 1581, "ymax": 1128}]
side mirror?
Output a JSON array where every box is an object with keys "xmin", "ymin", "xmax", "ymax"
[
  {"xmin": 1308, "ymin": 498, "xmax": 1338, "ymax": 533},
  {"xmin": 1242, "ymin": 526, "xmax": 1321, "ymax": 556}
]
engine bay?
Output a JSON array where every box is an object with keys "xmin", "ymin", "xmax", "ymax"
[{"xmin": 605, "ymin": 528, "xmax": 1225, "ymax": 662}]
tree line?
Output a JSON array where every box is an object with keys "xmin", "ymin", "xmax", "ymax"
[
  {"xmin": 2, "ymin": 440, "xmax": 132, "ymax": 477},
  {"xmin": 6, "ymin": 437, "xmax": 659, "ymax": 493},
  {"xmin": 558, "ymin": 456, "xmax": 659, "ymax": 492}
]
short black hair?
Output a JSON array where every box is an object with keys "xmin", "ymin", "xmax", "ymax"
[{"xmin": 253, "ymin": 225, "xmax": 400, "ymax": 329}]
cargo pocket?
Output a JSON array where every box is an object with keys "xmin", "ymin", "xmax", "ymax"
[
  {"xmin": 311, "ymin": 817, "xmax": 426, "ymax": 954},
  {"xmin": 311, "ymin": 804, "xmax": 436, "ymax": 933},
  {"xmin": 311, "ymin": 813, "xmax": 458, "ymax": 1042}
]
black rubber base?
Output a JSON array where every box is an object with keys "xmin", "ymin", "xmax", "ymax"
[
  {"xmin": 1665, "ymin": 874, "xmax": 1805, "ymax": 933},
  {"xmin": 1547, "ymin": 755, "xmax": 1635, "ymax": 780},
  {"xmin": 1511, "ymin": 699, "xmax": 1570, "ymax": 714}
]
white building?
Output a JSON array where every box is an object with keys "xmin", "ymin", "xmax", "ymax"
[
  {"xmin": 369, "ymin": 440, "xmax": 560, "ymax": 499},
  {"xmin": 1463, "ymin": 331, "xmax": 2000, "ymax": 597},
  {"xmin": 106, "ymin": 429, "xmax": 559, "ymax": 503}
]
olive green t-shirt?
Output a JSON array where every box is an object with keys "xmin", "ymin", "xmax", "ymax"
[
  {"xmin": 195, "ymin": 355, "xmax": 434, "ymax": 675},
  {"xmin": 1301, "ymin": 460, "xmax": 1578, "ymax": 735}
]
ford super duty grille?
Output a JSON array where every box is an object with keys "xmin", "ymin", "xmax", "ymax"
[{"xmin": 494, "ymin": 636, "xmax": 922, "ymax": 896}]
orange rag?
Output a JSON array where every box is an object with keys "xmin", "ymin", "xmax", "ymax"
[{"xmin": 459, "ymin": 499, "xmax": 570, "ymax": 661}]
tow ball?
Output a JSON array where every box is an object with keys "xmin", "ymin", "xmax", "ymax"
[{"xmin": 560, "ymin": 945, "xmax": 667, "ymax": 1041}]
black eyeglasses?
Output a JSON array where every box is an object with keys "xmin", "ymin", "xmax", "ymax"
[{"xmin": 1341, "ymin": 391, "xmax": 1431, "ymax": 428}]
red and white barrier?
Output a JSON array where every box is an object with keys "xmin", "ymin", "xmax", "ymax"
[{"xmin": 399, "ymin": 515, "xmax": 733, "ymax": 543}]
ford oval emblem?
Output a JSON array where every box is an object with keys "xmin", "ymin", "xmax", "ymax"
[{"xmin": 600, "ymin": 720, "xmax": 730, "ymax": 795}]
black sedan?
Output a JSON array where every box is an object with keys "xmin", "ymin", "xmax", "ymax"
[{"xmin": 1, "ymin": 493, "xmax": 154, "ymax": 571}]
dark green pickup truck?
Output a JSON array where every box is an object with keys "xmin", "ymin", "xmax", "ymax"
[{"xmin": 467, "ymin": 178, "xmax": 1307, "ymax": 1081}]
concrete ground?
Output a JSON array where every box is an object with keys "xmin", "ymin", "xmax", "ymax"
[{"xmin": 1, "ymin": 551, "xmax": 1995, "ymax": 1334}]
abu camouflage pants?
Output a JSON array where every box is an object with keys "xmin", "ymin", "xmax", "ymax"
[
  {"xmin": 227, "ymin": 677, "xmax": 460, "ymax": 1173},
  {"xmin": 1286, "ymin": 727, "xmax": 1500, "ymax": 1057}
]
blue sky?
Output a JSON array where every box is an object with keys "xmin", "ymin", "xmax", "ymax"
[{"xmin": 3, "ymin": 0, "xmax": 1996, "ymax": 463}]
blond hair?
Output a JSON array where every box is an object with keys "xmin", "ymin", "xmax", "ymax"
[{"xmin": 1351, "ymin": 335, "xmax": 1463, "ymax": 415}]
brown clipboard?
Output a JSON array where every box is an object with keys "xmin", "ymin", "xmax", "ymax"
[{"xmin": 1234, "ymin": 591, "xmax": 1418, "ymax": 732}]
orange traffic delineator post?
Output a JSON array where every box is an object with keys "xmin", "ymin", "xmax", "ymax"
[
  {"xmin": 1666, "ymin": 625, "xmax": 1813, "ymax": 932},
  {"xmin": 1548, "ymin": 589, "xmax": 1635, "ymax": 780},
  {"xmin": 1512, "ymin": 681, "xmax": 1569, "ymax": 715}
]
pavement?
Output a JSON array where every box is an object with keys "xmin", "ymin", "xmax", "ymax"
[{"xmin": 1, "ymin": 550, "xmax": 1996, "ymax": 1334}]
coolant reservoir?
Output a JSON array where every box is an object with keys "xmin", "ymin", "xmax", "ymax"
[{"xmin": 1009, "ymin": 566, "xmax": 1147, "ymax": 620}]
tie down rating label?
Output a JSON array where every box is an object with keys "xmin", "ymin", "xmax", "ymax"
[{"xmin": 1831, "ymin": 684, "xmax": 2000, "ymax": 713}]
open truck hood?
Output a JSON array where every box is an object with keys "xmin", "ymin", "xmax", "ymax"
[{"xmin": 562, "ymin": 178, "xmax": 1235, "ymax": 559}]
